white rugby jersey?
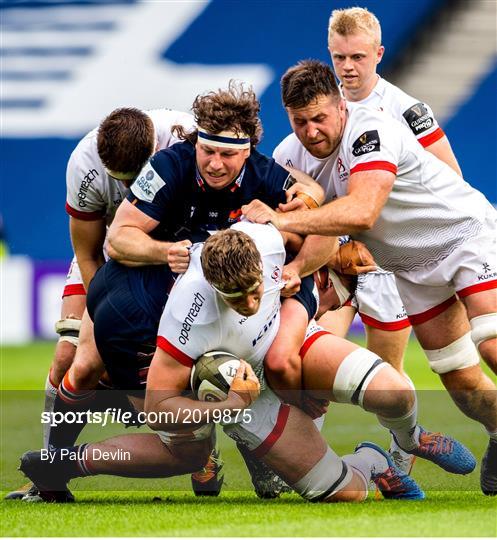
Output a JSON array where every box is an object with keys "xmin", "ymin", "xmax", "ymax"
[
  {"xmin": 157, "ymin": 221, "xmax": 285, "ymax": 385},
  {"xmin": 65, "ymin": 109, "xmax": 195, "ymax": 224},
  {"xmin": 350, "ymin": 76, "xmax": 444, "ymax": 148},
  {"xmin": 274, "ymin": 104, "xmax": 494, "ymax": 273}
]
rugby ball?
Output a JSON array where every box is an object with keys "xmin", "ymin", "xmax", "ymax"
[{"xmin": 191, "ymin": 351, "xmax": 241, "ymax": 402}]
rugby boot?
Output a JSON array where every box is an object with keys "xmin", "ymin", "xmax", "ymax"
[
  {"xmin": 394, "ymin": 426, "xmax": 476, "ymax": 475},
  {"xmin": 480, "ymin": 438, "xmax": 497, "ymax": 496},
  {"xmin": 236, "ymin": 442, "xmax": 292, "ymax": 499},
  {"xmin": 389, "ymin": 436, "xmax": 416, "ymax": 474},
  {"xmin": 4, "ymin": 482, "xmax": 33, "ymax": 500},
  {"xmin": 191, "ymin": 447, "xmax": 224, "ymax": 496},
  {"xmin": 19, "ymin": 451, "xmax": 75, "ymax": 503},
  {"xmin": 356, "ymin": 442, "xmax": 425, "ymax": 500}
]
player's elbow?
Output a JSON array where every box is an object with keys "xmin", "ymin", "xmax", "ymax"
[
  {"xmin": 265, "ymin": 348, "xmax": 300, "ymax": 381},
  {"xmin": 105, "ymin": 241, "xmax": 120, "ymax": 261},
  {"xmin": 355, "ymin": 210, "xmax": 377, "ymax": 231},
  {"xmin": 143, "ymin": 401, "xmax": 163, "ymax": 432}
]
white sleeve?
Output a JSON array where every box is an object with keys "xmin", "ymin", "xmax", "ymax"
[
  {"xmin": 400, "ymin": 99, "xmax": 443, "ymax": 147},
  {"xmin": 346, "ymin": 108, "xmax": 401, "ymax": 177},
  {"xmin": 272, "ymin": 134, "xmax": 298, "ymax": 168},
  {"xmin": 66, "ymin": 135, "xmax": 106, "ymax": 219},
  {"xmin": 148, "ymin": 109, "xmax": 196, "ymax": 149}
]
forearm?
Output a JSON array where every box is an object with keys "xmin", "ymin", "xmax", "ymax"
[
  {"xmin": 107, "ymin": 226, "xmax": 172, "ymax": 266},
  {"xmin": 284, "ymin": 167, "xmax": 325, "ymax": 206},
  {"xmin": 266, "ymin": 366, "xmax": 302, "ymax": 407},
  {"xmin": 78, "ymin": 256, "xmax": 105, "ymax": 292},
  {"xmin": 427, "ymin": 136, "xmax": 462, "ymax": 177},
  {"xmin": 287, "ymin": 235, "xmax": 338, "ymax": 277},
  {"xmin": 265, "ymin": 298, "xmax": 307, "ymax": 406},
  {"xmin": 146, "ymin": 394, "xmax": 242, "ymax": 431},
  {"xmin": 278, "ymin": 195, "xmax": 373, "ymax": 236}
]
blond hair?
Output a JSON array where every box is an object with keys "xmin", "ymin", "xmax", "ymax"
[{"xmin": 328, "ymin": 7, "xmax": 381, "ymax": 47}]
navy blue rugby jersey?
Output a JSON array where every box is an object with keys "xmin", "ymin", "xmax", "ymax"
[{"xmin": 127, "ymin": 141, "xmax": 291, "ymax": 242}]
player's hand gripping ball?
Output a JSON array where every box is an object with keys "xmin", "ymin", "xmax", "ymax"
[
  {"xmin": 191, "ymin": 351, "xmax": 242, "ymax": 402},
  {"xmin": 190, "ymin": 351, "xmax": 260, "ymax": 402}
]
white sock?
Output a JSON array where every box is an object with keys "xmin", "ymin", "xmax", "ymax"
[
  {"xmin": 378, "ymin": 400, "xmax": 419, "ymax": 451},
  {"xmin": 342, "ymin": 446, "xmax": 388, "ymax": 487},
  {"xmin": 43, "ymin": 374, "xmax": 58, "ymax": 449}
]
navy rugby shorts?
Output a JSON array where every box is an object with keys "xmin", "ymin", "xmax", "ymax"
[
  {"xmin": 87, "ymin": 260, "xmax": 174, "ymax": 394},
  {"xmin": 294, "ymin": 274, "xmax": 318, "ymax": 321}
]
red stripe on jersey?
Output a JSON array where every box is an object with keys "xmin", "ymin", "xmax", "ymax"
[
  {"xmin": 251, "ymin": 404, "xmax": 290, "ymax": 459},
  {"xmin": 418, "ymin": 127, "xmax": 444, "ymax": 148},
  {"xmin": 407, "ymin": 295, "xmax": 457, "ymax": 325},
  {"xmin": 156, "ymin": 336, "xmax": 194, "ymax": 368},
  {"xmin": 457, "ymin": 280, "xmax": 497, "ymax": 298},
  {"xmin": 350, "ymin": 161, "xmax": 397, "ymax": 175},
  {"xmin": 65, "ymin": 202, "xmax": 105, "ymax": 221},
  {"xmin": 359, "ymin": 312, "xmax": 411, "ymax": 331},
  {"xmin": 299, "ymin": 330, "xmax": 330, "ymax": 359},
  {"xmin": 63, "ymin": 284, "xmax": 86, "ymax": 297}
]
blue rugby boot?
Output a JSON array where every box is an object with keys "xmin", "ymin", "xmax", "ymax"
[
  {"xmin": 398, "ymin": 427, "xmax": 476, "ymax": 475},
  {"xmin": 355, "ymin": 442, "xmax": 425, "ymax": 500}
]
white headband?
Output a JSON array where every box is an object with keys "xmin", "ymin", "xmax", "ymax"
[
  {"xmin": 198, "ymin": 129, "xmax": 251, "ymax": 150},
  {"xmin": 211, "ymin": 279, "xmax": 261, "ymax": 298},
  {"xmin": 105, "ymin": 169, "xmax": 138, "ymax": 181}
]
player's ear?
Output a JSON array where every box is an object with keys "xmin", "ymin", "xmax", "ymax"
[{"xmin": 377, "ymin": 45, "xmax": 385, "ymax": 64}]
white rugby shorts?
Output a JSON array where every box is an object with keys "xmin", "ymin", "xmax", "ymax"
[
  {"xmin": 157, "ymin": 423, "xmax": 214, "ymax": 446},
  {"xmin": 223, "ymin": 387, "xmax": 290, "ymax": 457},
  {"xmin": 63, "ymin": 256, "xmax": 86, "ymax": 297},
  {"xmin": 348, "ymin": 271, "xmax": 410, "ymax": 330},
  {"xmin": 395, "ymin": 211, "xmax": 497, "ymax": 324}
]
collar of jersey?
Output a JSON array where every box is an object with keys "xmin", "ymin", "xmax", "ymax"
[{"xmin": 195, "ymin": 164, "xmax": 246, "ymax": 193}]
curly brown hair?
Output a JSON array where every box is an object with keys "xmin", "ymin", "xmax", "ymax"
[
  {"xmin": 173, "ymin": 80, "xmax": 263, "ymax": 147},
  {"xmin": 281, "ymin": 60, "xmax": 341, "ymax": 110},
  {"xmin": 201, "ymin": 229, "xmax": 262, "ymax": 294},
  {"xmin": 97, "ymin": 107, "xmax": 155, "ymax": 173}
]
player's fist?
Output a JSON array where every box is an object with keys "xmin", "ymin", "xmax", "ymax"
[
  {"xmin": 228, "ymin": 360, "xmax": 260, "ymax": 407},
  {"xmin": 242, "ymin": 200, "xmax": 280, "ymax": 227},
  {"xmin": 167, "ymin": 239, "xmax": 192, "ymax": 273},
  {"xmin": 281, "ymin": 265, "xmax": 301, "ymax": 297},
  {"xmin": 335, "ymin": 240, "xmax": 376, "ymax": 275}
]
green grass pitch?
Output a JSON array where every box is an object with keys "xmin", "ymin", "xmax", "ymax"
[{"xmin": 1, "ymin": 339, "xmax": 496, "ymax": 537}]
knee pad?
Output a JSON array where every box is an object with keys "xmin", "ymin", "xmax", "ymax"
[
  {"xmin": 55, "ymin": 318, "xmax": 81, "ymax": 347},
  {"xmin": 332, "ymin": 348, "xmax": 387, "ymax": 407},
  {"xmin": 424, "ymin": 332, "xmax": 480, "ymax": 374},
  {"xmin": 470, "ymin": 313, "xmax": 497, "ymax": 349},
  {"xmin": 293, "ymin": 447, "xmax": 353, "ymax": 502}
]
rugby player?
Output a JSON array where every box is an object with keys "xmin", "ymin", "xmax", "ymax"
[
  {"xmin": 6, "ymin": 107, "xmax": 196, "ymax": 502},
  {"xmin": 242, "ymin": 60, "xmax": 497, "ymax": 496},
  {"xmin": 19, "ymin": 82, "xmax": 326, "ymax": 502},
  {"xmin": 324, "ymin": 3, "xmax": 463, "ymax": 388},
  {"xmin": 19, "ymin": 222, "xmax": 428, "ymax": 503},
  {"xmin": 272, "ymin": 7, "xmax": 467, "ymax": 474}
]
